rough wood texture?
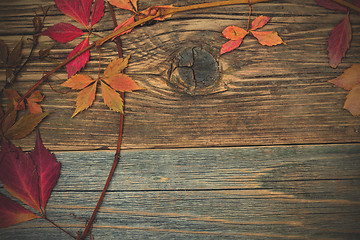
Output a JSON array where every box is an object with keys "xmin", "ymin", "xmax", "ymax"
[
  {"xmin": 1, "ymin": 144, "xmax": 360, "ymax": 239},
  {"xmin": 0, "ymin": 0, "xmax": 359, "ymax": 150}
]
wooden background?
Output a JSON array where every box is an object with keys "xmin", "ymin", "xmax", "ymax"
[{"xmin": 1, "ymin": 0, "xmax": 360, "ymax": 239}]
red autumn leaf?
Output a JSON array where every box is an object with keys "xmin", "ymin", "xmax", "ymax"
[
  {"xmin": 327, "ymin": 13, "xmax": 351, "ymax": 68},
  {"xmin": 91, "ymin": 0, "xmax": 105, "ymax": 27},
  {"xmin": 220, "ymin": 39, "xmax": 243, "ymax": 55},
  {"xmin": 251, "ymin": 31, "xmax": 285, "ymax": 46},
  {"xmin": 250, "ymin": 15, "xmax": 271, "ymax": 31},
  {"xmin": 26, "ymin": 91, "xmax": 44, "ymax": 114},
  {"xmin": 113, "ymin": 16, "xmax": 135, "ymax": 36},
  {"xmin": 222, "ymin": 26, "xmax": 248, "ymax": 40},
  {"xmin": 3, "ymin": 89, "xmax": 25, "ymax": 110},
  {"xmin": 0, "ymin": 141, "xmax": 41, "ymax": 212},
  {"xmin": 315, "ymin": 0, "xmax": 347, "ymax": 12},
  {"xmin": 72, "ymin": 81, "xmax": 97, "ymax": 117},
  {"xmin": 101, "ymin": 81, "xmax": 124, "ymax": 113},
  {"xmin": 66, "ymin": 36, "xmax": 90, "ymax": 77},
  {"xmin": 54, "ymin": 0, "xmax": 92, "ymax": 28},
  {"xmin": 344, "ymin": 84, "xmax": 360, "ymax": 116},
  {"xmin": 329, "ymin": 64, "xmax": 360, "ymax": 90},
  {"xmin": 102, "ymin": 74, "xmax": 143, "ymax": 92},
  {"xmin": 4, "ymin": 112, "xmax": 49, "ymax": 141},
  {"xmin": 109, "ymin": 0, "xmax": 138, "ymax": 11},
  {"xmin": 39, "ymin": 23, "xmax": 84, "ymax": 43},
  {"xmin": 62, "ymin": 74, "xmax": 96, "ymax": 90},
  {"xmin": 29, "ymin": 131, "xmax": 61, "ymax": 211},
  {"xmin": 0, "ymin": 193, "xmax": 40, "ymax": 228}
]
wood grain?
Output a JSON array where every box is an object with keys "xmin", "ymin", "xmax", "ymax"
[
  {"xmin": 0, "ymin": 0, "xmax": 359, "ymax": 150},
  {"xmin": 1, "ymin": 144, "xmax": 360, "ymax": 239}
]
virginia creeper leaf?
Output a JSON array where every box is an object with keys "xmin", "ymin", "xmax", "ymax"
[
  {"xmin": 26, "ymin": 91, "xmax": 44, "ymax": 114},
  {"xmin": 0, "ymin": 39, "xmax": 8, "ymax": 63},
  {"xmin": 3, "ymin": 89, "xmax": 25, "ymax": 110},
  {"xmin": 102, "ymin": 74, "xmax": 142, "ymax": 92},
  {"xmin": 54, "ymin": 0, "xmax": 92, "ymax": 28},
  {"xmin": 0, "ymin": 141, "xmax": 41, "ymax": 212},
  {"xmin": 329, "ymin": 64, "xmax": 360, "ymax": 90},
  {"xmin": 40, "ymin": 23, "xmax": 85, "ymax": 43},
  {"xmin": 113, "ymin": 16, "xmax": 135, "ymax": 36},
  {"xmin": 327, "ymin": 14, "xmax": 351, "ymax": 68},
  {"xmin": 29, "ymin": 130, "xmax": 61, "ymax": 211},
  {"xmin": 222, "ymin": 26, "xmax": 248, "ymax": 40},
  {"xmin": 220, "ymin": 39, "xmax": 244, "ymax": 55},
  {"xmin": 101, "ymin": 81, "xmax": 123, "ymax": 113},
  {"xmin": 66, "ymin": 36, "xmax": 90, "ymax": 77},
  {"xmin": 4, "ymin": 112, "xmax": 50, "ymax": 140},
  {"xmin": 90, "ymin": 0, "xmax": 105, "ymax": 27},
  {"xmin": 109, "ymin": 0, "xmax": 138, "ymax": 11},
  {"xmin": 72, "ymin": 82, "xmax": 97, "ymax": 118},
  {"xmin": 0, "ymin": 193, "xmax": 40, "ymax": 228},
  {"xmin": 344, "ymin": 84, "xmax": 360, "ymax": 116},
  {"xmin": 62, "ymin": 74, "xmax": 95, "ymax": 90},
  {"xmin": 251, "ymin": 31, "xmax": 285, "ymax": 46},
  {"xmin": 315, "ymin": 0, "xmax": 347, "ymax": 12},
  {"xmin": 250, "ymin": 15, "xmax": 271, "ymax": 31},
  {"xmin": 103, "ymin": 56, "xmax": 130, "ymax": 78}
]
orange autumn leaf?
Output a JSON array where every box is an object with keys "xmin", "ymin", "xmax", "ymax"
[
  {"xmin": 103, "ymin": 56, "xmax": 130, "ymax": 78},
  {"xmin": 102, "ymin": 74, "xmax": 143, "ymax": 92},
  {"xmin": 250, "ymin": 15, "xmax": 270, "ymax": 31},
  {"xmin": 251, "ymin": 31, "xmax": 285, "ymax": 46},
  {"xmin": 62, "ymin": 74, "xmax": 96, "ymax": 90},
  {"xmin": 220, "ymin": 39, "xmax": 244, "ymax": 55},
  {"xmin": 329, "ymin": 64, "xmax": 360, "ymax": 91},
  {"xmin": 109, "ymin": 0, "xmax": 137, "ymax": 12},
  {"xmin": 101, "ymin": 81, "xmax": 123, "ymax": 113},
  {"xmin": 72, "ymin": 82, "xmax": 97, "ymax": 118},
  {"xmin": 344, "ymin": 84, "xmax": 360, "ymax": 116},
  {"xmin": 26, "ymin": 91, "xmax": 44, "ymax": 114},
  {"xmin": 222, "ymin": 26, "xmax": 248, "ymax": 40}
]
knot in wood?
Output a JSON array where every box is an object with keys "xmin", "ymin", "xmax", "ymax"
[{"xmin": 168, "ymin": 47, "xmax": 221, "ymax": 96}]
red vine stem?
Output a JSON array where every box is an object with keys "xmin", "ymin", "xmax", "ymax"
[
  {"xmin": 44, "ymin": 217, "xmax": 76, "ymax": 239},
  {"xmin": 78, "ymin": 3, "xmax": 125, "ymax": 240}
]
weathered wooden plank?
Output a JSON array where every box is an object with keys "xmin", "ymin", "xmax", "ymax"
[
  {"xmin": 1, "ymin": 144, "xmax": 360, "ymax": 239},
  {"xmin": 1, "ymin": 0, "xmax": 360, "ymax": 151}
]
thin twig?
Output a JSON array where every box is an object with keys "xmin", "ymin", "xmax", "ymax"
[
  {"xmin": 44, "ymin": 217, "xmax": 76, "ymax": 239},
  {"xmin": 332, "ymin": 0, "xmax": 360, "ymax": 13}
]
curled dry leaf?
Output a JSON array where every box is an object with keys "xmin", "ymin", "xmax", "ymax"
[{"xmin": 26, "ymin": 91, "xmax": 45, "ymax": 114}]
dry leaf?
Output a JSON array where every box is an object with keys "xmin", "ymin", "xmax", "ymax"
[
  {"xmin": 62, "ymin": 74, "xmax": 96, "ymax": 90},
  {"xmin": 344, "ymin": 84, "xmax": 360, "ymax": 116},
  {"xmin": 101, "ymin": 81, "xmax": 123, "ymax": 113},
  {"xmin": 329, "ymin": 64, "xmax": 360, "ymax": 90},
  {"xmin": 72, "ymin": 82, "xmax": 97, "ymax": 118}
]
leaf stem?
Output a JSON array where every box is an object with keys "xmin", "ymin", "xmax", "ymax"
[
  {"xmin": 78, "ymin": 3, "xmax": 125, "ymax": 240},
  {"xmin": 44, "ymin": 216, "xmax": 76, "ymax": 239}
]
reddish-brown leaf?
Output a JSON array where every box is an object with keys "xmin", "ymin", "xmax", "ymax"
[
  {"xmin": 103, "ymin": 56, "xmax": 130, "ymax": 78},
  {"xmin": 26, "ymin": 91, "xmax": 44, "ymax": 114},
  {"xmin": 344, "ymin": 84, "xmax": 360, "ymax": 116},
  {"xmin": 72, "ymin": 82, "xmax": 97, "ymax": 118},
  {"xmin": 0, "ymin": 193, "xmax": 40, "ymax": 228},
  {"xmin": 3, "ymin": 89, "xmax": 25, "ymax": 110},
  {"xmin": 7, "ymin": 39, "xmax": 23, "ymax": 67},
  {"xmin": 315, "ymin": 0, "xmax": 347, "ymax": 12},
  {"xmin": 4, "ymin": 112, "xmax": 50, "ymax": 140},
  {"xmin": 0, "ymin": 141, "xmax": 41, "ymax": 212},
  {"xmin": 250, "ymin": 15, "xmax": 270, "ymax": 31},
  {"xmin": 40, "ymin": 23, "xmax": 84, "ymax": 43},
  {"xmin": 29, "ymin": 131, "xmax": 61, "ymax": 211},
  {"xmin": 327, "ymin": 14, "xmax": 351, "ymax": 68},
  {"xmin": 1, "ymin": 103, "xmax": 17, "ymax": 134},
  {"xmin": 54, "ymin": 0, "xmax": 92, "ymax": 28},
  {"xmin": 329, "ymin": 64, "xmax": 360, "ymax": 90},
  {"xmin": 101, "ymin": 81, "xmax": 123, "ymax": 113},
  {"xmin": 90, "ymin": 0, "xmax": 105, "ymax": 27},
  {"xmin": 62, "ymin": 74, "xmax": 95, "ymax": 90},
  {"xmin": 113, "ymin": 16, "xmax": 135, "ymax": 36},
  {"xmin": 109, "ymin": 0, "xmax": 137, "ymax": 11},
  {"xmin": 102, "ymin": 74, "xmax": 142, "ymax": 92},
  {"xmin": 66, "ymin": 36, "xmax": 90, "ymax": 77},
  {"xmin": 251, "ymin": 31, "xmax": 285, "ymax": 46},
  {"xmin": 220, "ymin": 39, "xmax": 244, "ymax": 55},
  {"xmin": 222, "ymin": 26, "xmax": 248, "ymax": 40}
]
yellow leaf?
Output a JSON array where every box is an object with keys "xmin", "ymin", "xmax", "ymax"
[
  {"xmin": 102, "ymin": 74, "xmax": 143, "ymax": 92},
  {"xmin": 62, "ymin": 74, "xmax": 95, "ymax": 90},
  {"xmin": 103, "ymin": 56, "xmax": 130, "ymax": 78},
  {"xmin": 72, "ymin": 82, "xmax": 97, "ymax": 118},
  {"xmin": 101, "ymin": 81, "xmax": 123, "ymax": 113}
]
